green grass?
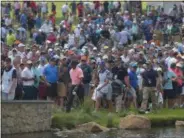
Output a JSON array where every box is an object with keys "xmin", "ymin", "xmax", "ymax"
[
  {"xmin": 145, "ymin": 109, "xmax": 184, "ymax": 127},
  {"xmin": 51, "ymin": 99, "xmax": 184, "ymax": 130}
]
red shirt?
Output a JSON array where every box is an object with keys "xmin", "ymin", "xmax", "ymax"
[
  {"xmin": 30, "ymin": 1, "xmax": 37, "ymax": 9},
  {"xmin": 50, "ymin": 16, "xmax": 56, "ymax": 25},
  {"xmin": 173, "ymin": 68, "xmax": 183, "ymax": 86},
  {"xmin": 47, "ymin": 33, "xmax": 56, "ymax": 43},
  {"xmin": 77, "ymin": 4, "xmax": 83, "ymax": 14},
  {"xmin": 94, "ymin": 1, "xmax": 100, "ymax": 9}
]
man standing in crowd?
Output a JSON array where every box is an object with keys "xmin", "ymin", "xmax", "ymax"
[
  {"xmin": 6, "ymin": 30, "xmax": 16, "ymax": 47},
  {"xmin": 66, "ymin": 60, "xmax": 84, "ymax": 112},
  {"xmin": 140, "ymin": 61, "xmax": 160, "ymax": 113},
  {"xmin": 1, "ymin": 58, "xmax": 17, "ymax": 100},
  {"xmin": 43, "ymin": 58, "xmax": 58, "ymax": 101},
  {"xmin": 78, "ymin": 56, "xmax": 92, "ymax": 96},
  {"xmin": 21, "ymin": 60, "xmax": 37, "ymax": 100}
]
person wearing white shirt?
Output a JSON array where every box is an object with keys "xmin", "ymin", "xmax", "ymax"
[
  {"xmin": 1, "ymin": 26, "xmax": 7, "ymax": 42},
  {"xmin": 62, "ymin": 3, "xmax": 69, "ymax": 18},
  {"xmin": 41, "ymin": 2, "xmax": 47, "ymax": 15},
  {"xmin": 40, "ymin": 20, "xmax": 53, "ymax": 34},
  {"xmin": 5, "ymin": 16, "xmax": 12, "ymax": 27},
  {"xmin": 21, "ymin": 60, "xmax": 37, "ymax": 100},
  {"xmin": 74, "ymin": 25, "xmax": 81, "ymax": 38},
  {"xmin": 68, "ymin": 32, "xmax": 75, "ymax": 47},
  {"xmin": 1, "ymin": 58, "xmax": 17, "ymax": 100},
  {"xmin": 121, "ymin": 49, "xmax": 130, "ymax": 64}
]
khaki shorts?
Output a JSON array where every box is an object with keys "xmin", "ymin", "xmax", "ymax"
[{"xmin": 57, "ymin": 82, "xmax": 67, "ymax": 97}]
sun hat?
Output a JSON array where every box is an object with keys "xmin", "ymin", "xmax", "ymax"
[
  {"xmin": 157, "ymin": 67, "xmax": 162, "ymax": 72},
  {"xmin": 143, "ymin": 40, "xmax": 147, "ymax": 44},
  {"xmin": 18, "ymin": 43, "xmax": 25, "ymax": 47},
  {"xmin": 48, "ymin": 48, "xmax": 53, "ymax": 52},
  {"xmin": 151, "ymin": 42, "xmax": 155, "ymax": 45},
  {"xmin": 93, "ymin": 47, "xmax": 97, "ymax": 50},
  {"xmin": 27, "ymin": 60, "xmax": 32, "ymax": 64},
  {"xmin": 104, "ymin": 46, "xmax": 109, "ymax": 49},
  {"xmin": 60, "ymin": 55, "xmax": 66, "ymax": 60},
  {"xmin": 176, "ymin": 63, "xmax": 183, "ymax": 67},
  {"xmin": 102, "ymin": 55, "xmax": 108, "ymax": 60}
]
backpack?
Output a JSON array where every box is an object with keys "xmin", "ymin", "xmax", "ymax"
[{"xmin": 80, "ymin": 64, "xmax": 92, "ymax": 84}]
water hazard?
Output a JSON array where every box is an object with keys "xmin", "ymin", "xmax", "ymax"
[{"xmin": 2, "ymin": 127, "xmax": 184, "ymax": 138}]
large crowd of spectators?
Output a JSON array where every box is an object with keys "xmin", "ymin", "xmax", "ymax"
[{"xmin": 1, "ymin": 1, "xmax": 184, "ymax": 113}]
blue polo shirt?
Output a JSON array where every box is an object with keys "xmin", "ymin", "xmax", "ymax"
[
  {"xmin": 128, "ymin": 71, "xmax": 138, "ymax": 89},
  {"xmin": 43, "ymin": 64, "xmax": 58, "ymax": 83}
]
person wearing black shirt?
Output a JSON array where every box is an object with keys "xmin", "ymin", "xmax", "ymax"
[
  {"xmin": 140, "ymin": 61, "xmax": 159, "ymax": 113},
  {"xmin": 103, "ymin": 1, "xmax": 109, "ymax": 14},
  {"xmin": 51, "ymin": 2, "xmax": 56, "ymax": 15},
  {"xmin": 27, "ymin": 14, "xmax": 35, "ymax": 38},
  {"xmin": 112, "ymin": 62, "xmax": 131, "ymax": 112}
]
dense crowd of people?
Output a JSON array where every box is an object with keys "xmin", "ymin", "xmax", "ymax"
[{"xmin": 1, "ymin": 1, "xmax": 184, "ymax": 113}]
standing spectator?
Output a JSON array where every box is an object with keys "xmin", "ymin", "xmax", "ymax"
[
  {"xmin": 30, "ymin": 1, "xmax": 37, "ymax": 16},
  {"xmin": 4, "ymin": 14, "xmax": 12, "ymax": 28},
  {"xmin": 1, "ymin": 58, "xmax": 17, "ymax": 100},
  {"xmin": 21, "ymin": 60, "xmax": 37, "ymax": 100},
  {"xmin": 27, "ymin": 14, "xmax": 35, "ymax": 38},
  {"xmin": 103, "ymin": 1, "xmax": 109, "ymax": 14},
  {"xmin": 78, "ymin": 56, "xmax": 92, "ymax": 96},
  {"xmin": 163, "ymin": 65, "xmax": 177, "ymax": 108},
  {"xmin": 43, "ymin": 58, "xmax": 58, "ymax": 101},
  {"xmin": 70, "ymin": 1, "xmax": 77, "ymax": 16},
  {"xmin": 38, "ymin": 58, "xmax": 47, "ymax": 100},
  {"xmin": 62, "ymin": 3, "xmax": 69, "ymax": 19},
  {"xmin": 20, "ymin": 11, "xmax": 28, "ymax": 29},
  {"xmin": 35, "ymin": 13, "xmax": 42, "ymax": 29},
  {"xmin": 77, "ymin": 2, "xmax": 84, "ymax": 18},
  {"xmin": 14, "ymin": 58, "xmax": 24, "ymax": 100},
  {"xmin": 128, "ymin": 63, "xmax": 138, "ymax": 108},
  {"xmin": 51, "ymin": 2, "xmax": 56, "ymax": 15},
  {"xmin": 66, "ymin": 60, "xmax": 84, "ymax": 112},
  {"xmin": 140, "ymin": 61, "xmax": 159, "ymax": 113},
  {"xmin": 41, "ymin": 1, "xmax": 48, "ymax": 17},
  {"xmin": 14, "ymin": 1, "xmax": 21, "ymax": 22},
  {"xmin": 1, "ymin": 24, "xmax": 7, "ymax": 42},
  {"xmin": 93, "ymin": 61, "xmax": 113, "ymax": 112},
  {"xmin": 173, "ymin": 63, "xmax": 183, "ymax": 107},
  {"xmin": 6, "ymin": 30, "xmax": 16, "ymax": 47}
]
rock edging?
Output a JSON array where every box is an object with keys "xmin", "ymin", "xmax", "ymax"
[{"xmin": 119, "ymin": 115, "xmax": 151, "ymax": 129}]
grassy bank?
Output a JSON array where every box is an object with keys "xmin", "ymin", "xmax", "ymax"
[
  {"xmin": 145, "ymin": 109, "xmax": 184, "ymax": 126},
  {"xmin": 51, "ymin": 99, "xmax": 184, "ymax": 130}
]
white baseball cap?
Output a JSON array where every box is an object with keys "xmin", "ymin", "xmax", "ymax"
[
  {"xmin": 176, "ymin": 63, "xmax": 183, "ymax": 67},
  {"xmin": 18, "ymin": 43, "xmax": 25, "ymax": 47},
  {"xmin": 27, "ymin": 60, "xmax": 32, "ymax": 64},
  {"xmin": 93, "ymin": 47, "xmax": 97, "ymax": 50},
  {"xmin": 143, "ymin": 40, "xmax": 147, "ymax": 44},
  {"xmin": 151, "ymin": 42, "xmax": 155, "ymax": 45}
]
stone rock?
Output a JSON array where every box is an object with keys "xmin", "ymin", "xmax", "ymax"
[
  {"xmin": 2, "ymin": 101, "xmax": 53, "ymax": 134},
  {"xmin": 76, "ymin": 122, "xmax": 110, "ymax": 133},
  {"xmin": 119, "ymin": 115, "xmax": 151, "ymax": 129},
  {"xmin": 175, "ymin": 121, "xmax": 184, "ymax": 126},
  {"xmin": 51, "ymin": 128, "xmax": 60, "ymax": 132}
]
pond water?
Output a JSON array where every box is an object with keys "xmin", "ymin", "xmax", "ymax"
[{"xmin": 2, "ymin": 127, "xmax": 184, "ymax": 138}]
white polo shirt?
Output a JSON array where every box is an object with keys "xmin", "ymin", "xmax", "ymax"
[
  {"xmin": 21, "ymin": 67, "xmax": 34, "ymax": 86},
  {"xmin": 62, "ymin": 4, "xmax": 68, "ymax": 13}
]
